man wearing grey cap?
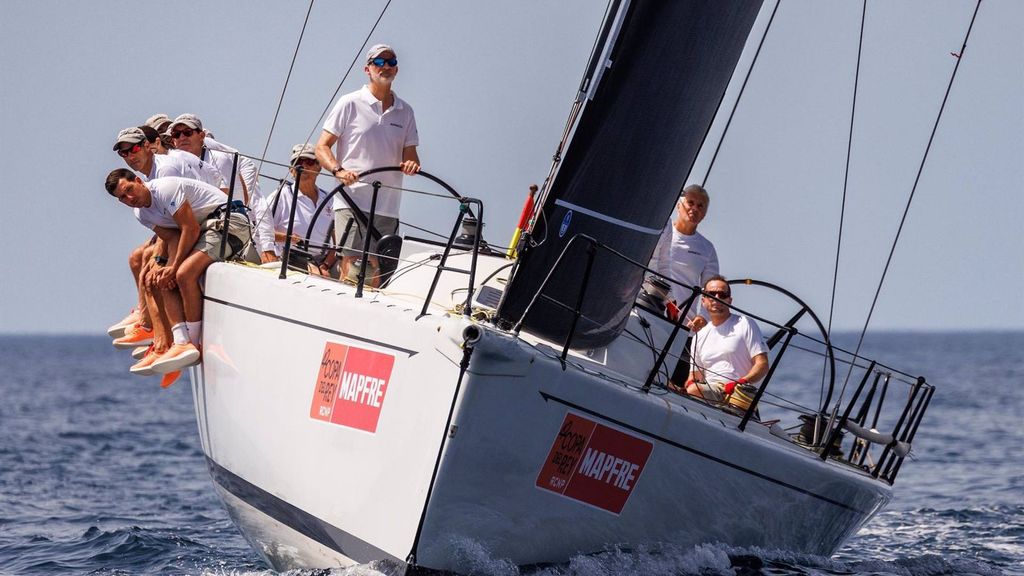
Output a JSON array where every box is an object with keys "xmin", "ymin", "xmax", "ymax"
[
  {"xmin": 259, "ymin": 144, "xmax": 336, "ymax": 275},
  {"xmin": 110, "ymin": 126, "xmax": 227, "ymax": 375},
  {"xmin": 168, "ymin": 113, "xmax": 271, "ymax": 259},
  {"xmin": 114, "ymin": 127, "xmax": 224, "ymax": 187},
  {"xmin": 315, "ymin": 43, "xmax": 420, "ymax": 286},
  {"xmin": 145, "ymin": 113, "xmax": 174, "ymax": 152}
]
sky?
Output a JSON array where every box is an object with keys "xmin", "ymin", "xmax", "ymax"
[{"xmin": 0, "ymin": 0, "xmax": 1021, "ymax": 335}]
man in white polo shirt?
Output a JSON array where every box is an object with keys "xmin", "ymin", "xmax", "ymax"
[
  {"xmin": 168, "ymin": 113, "xmax": 273, "ymax": 260},
  {"xmin": 315, "ymin": 43, "xmax": 420, "ymax": 285},
  {"xmin": 105, "ymin": 169, "xmax": 252, "ymax": 381},
  {"xmin": 110, "ymin": 127, "xmax": 227, "ymax": 367}
]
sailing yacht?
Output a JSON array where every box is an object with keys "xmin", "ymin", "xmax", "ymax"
[{"xmin": 188, "ymin": 2, "xmax": 932, "ymax": 572}]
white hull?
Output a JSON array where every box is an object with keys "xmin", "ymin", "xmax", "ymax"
[{"xmin": 191, "ymin": 249, "xmax": 891, "ymax": 573}]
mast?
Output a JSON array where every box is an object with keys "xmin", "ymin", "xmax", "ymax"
[{"xmin": 496, "ymin": 0, "xmax": 764, "ymax": 349}]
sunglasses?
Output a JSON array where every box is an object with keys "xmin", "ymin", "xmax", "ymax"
[
  {"xmin": 369, "ymin": 57, "xmax": 398, "ymax": 67},
  {"xmin": 705, "ymin": 290, "xmax": 731, "ymax": 299},
  {"xmin": 170, "ymin": 128, "xmax": 199, "ymax": 139},
  {"xmin": 296, "ymin": 158, "xmax": 319, "ymax": 166},
  {"xmin": 117, "ymin": 143, "xmax": 144, "ymax": 157}
]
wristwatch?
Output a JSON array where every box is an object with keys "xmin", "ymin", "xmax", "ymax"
[{"xmin": 331, "ymin": 166, "xmax": 343, "ymax": 176}]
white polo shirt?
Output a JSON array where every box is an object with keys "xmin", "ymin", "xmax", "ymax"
[
  {"xmin": 146, "ymin": 152, "xmax": 225, "ymax": 189},
  {"xmin": 135, "ymin": 177, "xmax": 226, "ymax": 230},
  {"xmin": 323, "ymin": 85, "xmax": 419, "ymax": 217},
  {"xmin": 269, "ymin": 183, "xmax": 333, "ymax": 257}
]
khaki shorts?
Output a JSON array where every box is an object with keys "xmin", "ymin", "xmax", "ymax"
[
  {"xmin": 692, "ymin": 380, "xmax": 726, "ymax": 403},
  {"xmin": 334, "ymin": 209, "xmax": 399, "ymax": 258},
  {"xmin": 194, "ymin": 212, "xmax": 253, "ymax": 262}
]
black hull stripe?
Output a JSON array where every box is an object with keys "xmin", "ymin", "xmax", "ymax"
[
  {"xmin": 205, "ymin": 456, "xmax": 404, "ymax": 566},
  {"xmin": 540, "ymin": 392, "xmax": 870, "ymax": 514},
  {"xmin": 204, "ymin": 296, "xmax": 419, "ymax": 357}
]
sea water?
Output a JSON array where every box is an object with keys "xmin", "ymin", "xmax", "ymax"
[{"xmin": 0, "ymin": 333, "xmax": 1020, "ymax": 575}]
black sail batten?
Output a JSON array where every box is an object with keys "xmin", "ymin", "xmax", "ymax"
[{"xmin": 496, "ymin": 0, "xmax": 764, "ymax": 349}]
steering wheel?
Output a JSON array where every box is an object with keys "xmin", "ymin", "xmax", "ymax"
[{"xmin": 727, "ymin": 278, "xmax": 837, "ymax": 415}]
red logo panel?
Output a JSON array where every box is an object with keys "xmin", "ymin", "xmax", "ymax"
[
  {"xmin": 310, "ymin": 342, "xmax": 395, "ymax": 433},
  {"xmin": 536, "ymin": 413, "xmax": 653, "ymax": 514}
]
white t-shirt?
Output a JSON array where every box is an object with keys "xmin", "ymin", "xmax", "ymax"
[
  {"xmin": 146, "ymin": 152, "xmax": 225, "ymax": 189},
  {"xmin": 691, "ymin": 314, "xmax": 768, "ymax": 385},
  {"xmin": 134, "ymin": 177, "xmax": 227, "ymax": 230},
  {"xmin": 268, "ymin": 184, "xmax": 333, "ymax": 257},
  {"xmin": 323, "ymin": 85, "xmax": 419, "ymax": 217},
  {"xmin": 650, "ymin": 222, "xmax": 719, "ymax": 318}
]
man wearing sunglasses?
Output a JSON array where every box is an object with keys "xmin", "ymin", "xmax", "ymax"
[
  {"xmin": 168, "ymin": 113, "xmax": 271, "ymax": 261},
  {"xmin": 114, "ymin": 127, "xmax": 224, "ymax": 187},
  {"xmin": 680, "ymin": 275, "xmax": 769, "ymax": 403},
  {"xmin": 104, "ymin": 170, "xmax": 255, "ymax": 379},
  {"xmin": 315, "ymin": 43, "xmax": 420, "ymax": 286},
  {"xmin": 109, "ymin": 127, "xmax": 228, "ymax": 378}
]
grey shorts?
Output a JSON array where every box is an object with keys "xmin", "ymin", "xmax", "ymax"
[
  {"xmin": 334, "ymin": 209, "xmax": 399, "ymax": 258},
  {"xmin": 194, "ymin": 212, "xmax": 253, "ymax": 262}
]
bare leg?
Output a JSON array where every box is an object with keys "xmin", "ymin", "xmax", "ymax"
[
  {"xmin": 129, "ymin": 243, "xmax": 145, "ymax": 311},
  {"xmin": 176, "ymin": 251, "xmax": 215, "ymax": 322},
  {"xmin": 341, "ymin": 255, "xmax": 381, "ymax": 288}
]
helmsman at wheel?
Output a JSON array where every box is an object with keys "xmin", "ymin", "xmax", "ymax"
[
  {"xmin": 685, "ymin": 275, "xmax": 769, "ymax": 402},
  {"xmin": 315, "ymin": 43, "xmax": 420, "ymax": 287}
]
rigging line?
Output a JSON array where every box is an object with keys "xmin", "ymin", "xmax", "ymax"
[
  {"xmin": 255, "ymin": 0, "xmax": 316, "ymax": 184},
  {"xmin": 302, "ymin": 0, "xmax": 393, "ymax": 148},
  {"xmin": 836, "ymin": 0, "xmax": 981, "ymax": 416},
  {"xmin": 821, "ymin": 0, "xmax": 868, "ymax": 411},
  {"xmin": 700, "ymin": 0, "xmax": 782, "ymax": 187}
]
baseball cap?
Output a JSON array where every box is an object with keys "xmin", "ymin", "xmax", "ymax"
[
  {"xmin": 170, "ymin": 113, "xmax": 203, "ymax": 131},
  {"xmin": 290, "ymin": 143, "xmax": 317, "ymax": 163},
  {"xmin": 113, "ymin": 127, "xmax": 147, "ymax": 150},
  {"xmin": 145, "ymin": 113, "xmax": 171, "ymax": 131},
  {"xmin": 366, "ymin": 44, "xmax": 395, "ymax": 61}
]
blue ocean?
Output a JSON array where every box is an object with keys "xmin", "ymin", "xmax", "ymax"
[{"xmin": 0, "ymin": 333, "xmax": 1020, "ymax": 575}]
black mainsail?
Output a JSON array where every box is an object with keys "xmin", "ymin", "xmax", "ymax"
[{"xmin": 496, "ymin": 0, "xmax": 763, "ymax": 349}]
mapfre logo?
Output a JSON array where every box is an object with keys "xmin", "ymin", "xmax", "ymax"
[
  {"xmin": 309, "ymin": 342, "xmax": 395, "ymax": 433},
  {"xmin": 536, "ymin": 412, "xmax": 653, "ymax": 514}
]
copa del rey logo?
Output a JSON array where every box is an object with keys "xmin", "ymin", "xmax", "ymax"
[
  {"xmin": 309, "ymin": 342, "xmax": 395, "ymax": 433},
  {"xmin": 536, "ymin": 413, "xmax": 653, "ymax": 514}
]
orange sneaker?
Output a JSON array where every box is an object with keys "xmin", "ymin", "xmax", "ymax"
[
  {"xmin": 150, "ymin": 343, "xmax": 201, "ymax": 373},
  {"xmin": 129, "ymin": 347, "xmax": 162, "ymax": 376},
  {"xmin": 107, "ymin": 309, "xmax": 140, "ymax": 338},
  {"xmin": 131, "ymin": 345, "xmax": 150, "ymax": 360},
  {"xmin": 113, "ymin": 323, "xmax": 154, "ymax": 349},
  {"xmin": 160, "ymin": 371, "xmax": 182, "ymax": 388}
]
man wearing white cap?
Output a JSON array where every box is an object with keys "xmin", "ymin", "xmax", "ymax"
[{"xmin": 315, "ymin": 43, "xmax": 420, "ymax": 286}]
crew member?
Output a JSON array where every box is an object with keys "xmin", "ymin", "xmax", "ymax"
[
  {"xmin": 315, "ymin": 43, "xmax": 419, "ymax": 286},
  {"xmin": 263, "ymin": 144, "xmax": 336, "ymax": 275},
  {"xmin": 104, "ymin": 170, "xmax": 253, "ymax": 380},
  {"xmin": 681, "ymin": 275, "xmax": 769, "ymax": 403}
]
